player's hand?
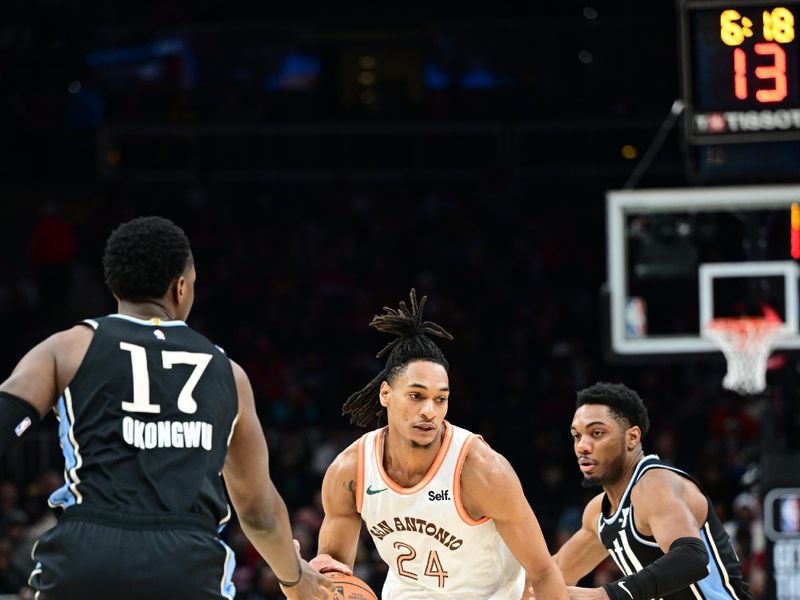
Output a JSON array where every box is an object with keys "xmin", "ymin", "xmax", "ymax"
[
  {"xmin": 280, "ymin": 558, "xmax": 335, "ymax": 600},
  {"xmin": 566, "ymin": 586, "xmax": 610, "ymax": 600},
  {"xmin": 309, "ymin": 552, "xmax": 353, "ymax": 575},
  {"xmin": 522, "ymin": 583, "xmax": 535, "ymax": 599}
]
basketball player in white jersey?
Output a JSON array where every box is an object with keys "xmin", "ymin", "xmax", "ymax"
[{"xmin": 310, "ymin": 291, "xmax": 567, "ymax": 600}]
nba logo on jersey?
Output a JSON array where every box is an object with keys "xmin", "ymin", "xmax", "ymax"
[
  {"xmin": 153, "ymin": 329, "xmax": 166, "ymax": 341},
  {"xmin": 14, "ymin": 417, "xmax": 32, "ymax": 437}
]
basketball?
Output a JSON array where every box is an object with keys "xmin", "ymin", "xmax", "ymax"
[{"xmin": 324, "ymin": 572, "xmax": 378, "ymax": 600}]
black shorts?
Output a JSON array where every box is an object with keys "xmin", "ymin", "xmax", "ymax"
[{"xmin": 29, "ymin": 506, "xmax": 236, "ymax": 600}]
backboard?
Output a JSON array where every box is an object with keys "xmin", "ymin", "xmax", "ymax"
[{"xmin": 607, "ymin": 184, "xmax": 800, "ymax": 356}]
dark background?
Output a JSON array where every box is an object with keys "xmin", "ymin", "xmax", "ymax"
[{"xmin": 0, "ymin": 1, "xmax": 782, "ymax": 598}]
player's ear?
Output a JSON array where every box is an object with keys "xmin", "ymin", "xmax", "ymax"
[
  {"xmin": 626, "ymin": 425, "xmax": 642, "ymax": 450},
  {"xmin": 173, "ymin": 275, "xmax": 187, "ymax": 304},
  {"xmin": 379, "ymin": 381, "xmax": 391, "ymax": 408}
]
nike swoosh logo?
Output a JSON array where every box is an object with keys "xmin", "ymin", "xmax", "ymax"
[
  {"xmin": 366, "ymin": 485, "xmax": 388, "ymax": 495},
  {"xmin": 618, "ymin": 582, "xmax": 633, "ymax": 599}
]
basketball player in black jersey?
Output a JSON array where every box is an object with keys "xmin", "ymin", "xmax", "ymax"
[
  {"xmin": 552, "ymin": 382, "xmax": 752, "ymax": 600},
  {"xmin": 0, "ymin": 217, "xmax": 332, "ymax": 600}
]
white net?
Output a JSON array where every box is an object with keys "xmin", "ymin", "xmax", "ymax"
[{"xmin": 703, "ymin": 317, "xmax": 785, "ymax": 395}]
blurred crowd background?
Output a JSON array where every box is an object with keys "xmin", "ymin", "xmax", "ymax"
[{"xmin": 0, "ymin": 1, "xmax": 785, "ymax": 598}]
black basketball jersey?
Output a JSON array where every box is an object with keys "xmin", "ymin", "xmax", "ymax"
[
  {"xmin": 598, "ymin": 455, "xmax": 752, "ymax": 600},
  {"xmin": 48, "ymin": 314, "xmax": 239, "ymax": 528}
]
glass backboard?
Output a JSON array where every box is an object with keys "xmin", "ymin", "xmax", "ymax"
[{"xmin": 607, "ymin": 184, "xmax": 800, "ymax": 355}]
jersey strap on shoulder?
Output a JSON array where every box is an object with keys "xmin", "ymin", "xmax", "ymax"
[
  {"xmin": 0, "ymin": 392, "xmax": 41, "ymax": 457},
  {"xmin": 602, "ymin": 537, "xmax": 709, "ymax": 600}
]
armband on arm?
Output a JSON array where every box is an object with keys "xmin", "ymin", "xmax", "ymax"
[
  {"xmin": 603, "ymin": 537, "xmax": 709, "ymax": 600},
  {"xmin": 0, "ymin": 392, "xmax": 40, "ymax": 456}
]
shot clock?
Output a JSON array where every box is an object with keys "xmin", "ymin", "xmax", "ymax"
[{"xmin": 680, "ymin": 0, "xmax": 800, "ymax": 143}]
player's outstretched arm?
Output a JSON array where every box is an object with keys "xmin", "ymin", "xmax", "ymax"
[
  {"xmin": 569, "ymin": 470, "xmax": 710, "ymax": 600},
  {"xmin": 311, "ymin": 442, "xmax": 362, "ymax": 574},
  {"xmin": 0, "ymin": 326, "xmax": 92, "ymax": 455},
  {"xmin": 552, "ymin": 493, "xmax": 608, "ymax": 584},
  {"xmin": 460, "ymin": 439, "xmax": 568, "ymax": 600},
  {"xmin": 223, "ymin": 361, "xmax": 334, "ymax": 600}
]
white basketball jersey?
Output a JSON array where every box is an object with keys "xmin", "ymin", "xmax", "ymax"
[{"xmin": 357, "ymin": 421, "xmax": 525, "ymax": 600}]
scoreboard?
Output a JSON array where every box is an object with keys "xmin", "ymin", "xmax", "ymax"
[{"xmin": 680, "ymin": 0, "xmax": 800, "ymax": 144}]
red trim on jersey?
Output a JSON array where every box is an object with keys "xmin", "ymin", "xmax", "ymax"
[
  {"xmin": 454, "ymin": 435, "xmax": 491, "ymax": 526},
  {"xmin": 356, "ymin": 434, "xmax": 366, "ymax": 514},
  {"xmin": 376, "ymin": 421, "xmax": 453, "ymax": 494}
]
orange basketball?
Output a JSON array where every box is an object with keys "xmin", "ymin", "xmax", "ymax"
[{"xmin": 323, "ymin": 571, "xmax": 378, "ymax": 600}]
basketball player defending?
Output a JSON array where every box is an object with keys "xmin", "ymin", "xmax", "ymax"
[
  {"xmin": 310, "ymin": 290, "xmax": 567, "ymax": 600},
  {"xmin": 554, "ymin": 382, "xmax": 752, "ymax": 600},
  {"xmin": 0, "ymin": 217, "xmax": 332, "ymax": 600}
]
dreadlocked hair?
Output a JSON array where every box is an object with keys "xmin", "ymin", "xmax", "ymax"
[{"xmin": 343, "ymin": 289, "xmax": 453, "ymax": 427}]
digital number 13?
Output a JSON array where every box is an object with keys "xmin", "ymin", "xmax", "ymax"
[{"xmin": 733, "ymin": 42, "xmax": 788, "ymax": 103}]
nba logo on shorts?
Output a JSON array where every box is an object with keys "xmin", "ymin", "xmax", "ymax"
[{"xmin": 624, "ymin": 297, "xmax": 647, "ymax": 338}]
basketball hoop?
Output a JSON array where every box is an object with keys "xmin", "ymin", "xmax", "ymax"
[{"xmin": 703, "ymin": 317, "xmax": 785, "ymax": 395}]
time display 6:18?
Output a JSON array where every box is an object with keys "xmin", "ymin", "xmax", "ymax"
[
  {"xmin": 682, "ymin": 1, "xmax": 800, "ymax": 142},
  {"xmin": 721, "ymin": 7, "xmax": 794, "ymax": 102}
]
